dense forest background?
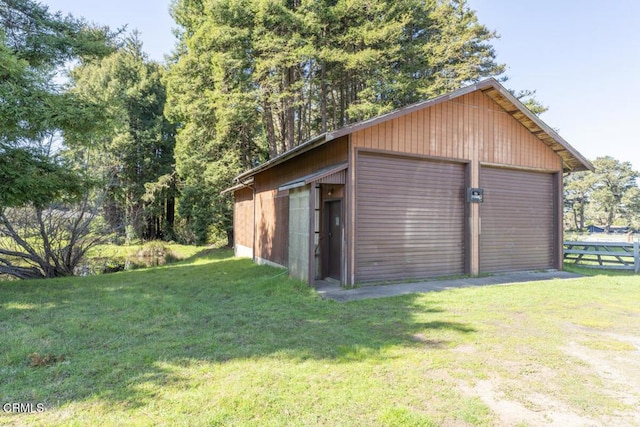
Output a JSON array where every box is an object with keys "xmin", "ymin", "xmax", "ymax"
[{"xmin": 1, "ymin": 0, "xmax": 638, "ymax": 279}]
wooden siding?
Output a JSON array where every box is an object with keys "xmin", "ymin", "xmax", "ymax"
[
  {"xmin": 255, "ymin": 189, "xmax": 289, "ymax": 266},
  {"xmin": 254, "ymin": 137, "xmax": 348, "ymax": 193},
  {"xmin": 316, "ymin": 169, "xmax": 346, "ymax": 185},
  {"xmin": 480, "ymin": 167, "xmax": 555, "ymax": 272},
  {"xmin": 234, "ymin": 187, "xmax": 254, "ymax": 250},
  {"xmin": 355, "ymin": 151, "xmax": 466, "ymax": 282},
  {"xmin": 253, "ymin": 136, "xmax": 348, "ymax": 266},
  {"xmin": 480, "ymin": 84, "xmax": 590, "ymax": 172},
  {"xmin": 351, "ymin": 91, "xmax": 562, "ymax": 171}
]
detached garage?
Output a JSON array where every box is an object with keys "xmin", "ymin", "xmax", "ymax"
[{"xmin": 226, "ymin": 78, "xmax": 593, "ymax": 287}]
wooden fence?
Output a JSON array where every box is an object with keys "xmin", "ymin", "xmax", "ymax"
[{"xmin": 563, "ymin": 241, "xmax": 640, "ymax": 273}]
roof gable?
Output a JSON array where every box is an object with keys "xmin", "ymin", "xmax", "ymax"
[
  {"xmin": 478, "ymin": 80, "xmax": 592, "ymax": 172},
  {"xmin": 236, "ymin": 78, "xmax": 592, "ymax": 182}
]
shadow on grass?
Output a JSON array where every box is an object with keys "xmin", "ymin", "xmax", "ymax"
[{"xmin": 0, "ymin": 249, "xmax": 476, "ymax": 408}]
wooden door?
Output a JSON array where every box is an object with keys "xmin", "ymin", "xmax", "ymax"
[{"xmin": 325, "ymin": 200, "xmax": 342, "ymax": 280}]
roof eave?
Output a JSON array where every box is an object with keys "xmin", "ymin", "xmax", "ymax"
[
  {"xmin": 476, "ymin": 79, "xmax": 594, "ymax": 172},
  {"xmin": 233, "ymin": 78, "xmax": 593, "ymax": 182},
  {"xmin": 221, "ymin": 177, "xmax": 254, "ymax": 195},
  {"xmin": 235, "ymin": 133, "xmax": 328, "ymax": 182}
]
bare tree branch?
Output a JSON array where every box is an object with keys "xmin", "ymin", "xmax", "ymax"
[{"xmin": 0, "ymin": 195, "xmax": 105, "ymax": 279}]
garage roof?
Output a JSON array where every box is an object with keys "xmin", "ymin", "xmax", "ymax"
[
  {"xmin": 235, "ymin": 78, "xmax": 593, "ymax": 183},
  {"xmin": 278, "ymin": 163, "xmax": 348, "ymax": 191}
]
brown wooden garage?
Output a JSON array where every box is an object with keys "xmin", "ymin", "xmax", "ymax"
[
  {"xmin": 356, "ymin": 151, "xmax": 466, "ymax": 282},
  {"xmin": 226, "ymin": 78, "xmax": 593, "ymax": 287}
]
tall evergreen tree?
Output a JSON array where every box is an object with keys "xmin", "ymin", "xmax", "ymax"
[
  {"xmin": 166, "ymin": 0, "xmax": 505, "ymax": 244},
  {"xmin": 69, "ymin": 35, "xmax": 177, "ymax": 241},
  {"xmin": 166, "ymin": 0, "xmax": 263, "ymax": 244},
  {"xmin": 587, "ymin": 156, "xmax": 639, "ymax": 231},
  {"xmin": 0, "ymin": 0, "xmax": 116, "ymax": 278},
  {"xmin": 0, "ymin": 0, "xmax": 114, "ymax": 206},
  {"xmin": 564, "ymin": 170, "xmax": 596, "ymax": 231},
  {"xmin": 564, "ymin": 156, "xmax": 640, "ymax": 232}
]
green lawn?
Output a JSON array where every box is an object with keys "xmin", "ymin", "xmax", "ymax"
[
  {"xmin": 85, "ymin": 242, "xmax": 210, "ymax": 260},
  {"xmin": 1, "ymin": 252, "xmax": 640, "ymax": 426}
]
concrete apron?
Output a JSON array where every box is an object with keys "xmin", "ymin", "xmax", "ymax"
[{"xmin": 315, "ymin": 270, "xmax": 582, "ymax": 302}]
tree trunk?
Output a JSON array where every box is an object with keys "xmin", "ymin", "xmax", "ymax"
[
  {"xmin": 285, "ymin": 66, "xmax": 295, "ymax": 151},
  {"xmin": 320, "ymin": 61, "xmax": 327, "ymax": 133},
  {"xmin": 166, "ymin": 195, "xmax": 175, "ymax": 239},
  {"xmin": 0, "ymin": 200, "xmax": 102, "ymax": 279},
  {"xmin": 226, "ymin": 228, "xmax": 234, "ymax": 248},
  {"xmin": 263, "ymin": 99, "xmax": 278, "ymax": 158}
]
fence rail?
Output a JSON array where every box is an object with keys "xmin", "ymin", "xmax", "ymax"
[{"xmin": 563, "ymin": 241, "xmax": 640, "ymax": 273}]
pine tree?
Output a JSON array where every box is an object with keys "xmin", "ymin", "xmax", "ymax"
[
  {"xmin": 0, "ymin": 0, "xmax": 116, "ymax": 278},
  {"xmin": 166, "ymin": 0, "xmax": 505, "ymax": 244},
  {"xmin": 588, "ymin": 157, "xmax": 640, "ymax": 231},
  {"xmin": 69, "ymin": 35, "xmax": 176, "ymax": 241},
  {"xmin": 166, "ymin": 0, "xmax": 264, "ymax": 244}
]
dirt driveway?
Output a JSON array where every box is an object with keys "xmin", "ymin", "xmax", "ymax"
[
  {"xmin": 465, "ymin": 327, "xmax": 640, "ymax": 426},
  {"xmin": 319, "ymin": 271, "xmax": 640, "ymax": 426}
]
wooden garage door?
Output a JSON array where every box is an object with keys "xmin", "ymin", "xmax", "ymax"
[
  {"xmin": 480, "ymin": 167, "xmax": 555, "ymax": 273},
  {"xmin": 356, "ymin": 152, "xmax": 465, "ymax": 282}
]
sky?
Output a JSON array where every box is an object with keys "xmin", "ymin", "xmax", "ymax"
[{"xmin": 42, "ymin": 0, "xmax": 640, "ymax": 172}]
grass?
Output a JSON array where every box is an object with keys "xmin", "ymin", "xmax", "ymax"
[
  {"xmin": 1, "ymin": 254, "xmax": 639, "ymax": 426},
  {"xmin": 86, "ymin": 242, "xmax": 211, "ymax": 262},
  {"xmin": 82, "ymin": 242, "xmax": 213, "ymax": 274}
]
